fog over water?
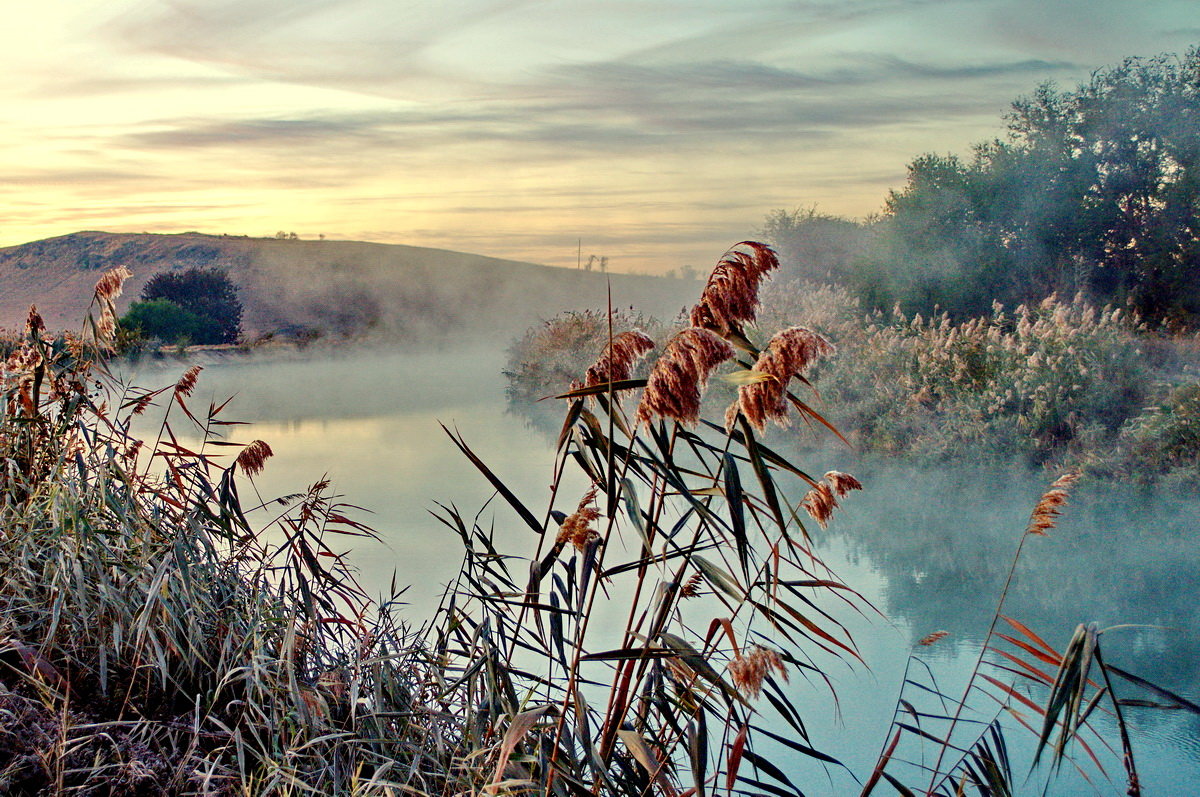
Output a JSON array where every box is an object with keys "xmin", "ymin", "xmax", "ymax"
[{"xmin": 116, "ymin": 342, "xmax": 1200, "ymax": 795}]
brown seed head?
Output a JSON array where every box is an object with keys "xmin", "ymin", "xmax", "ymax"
[
  {"xmin": 728, "ymin": 645, "xmax": 788, "ymax": 698},
  {"xmin": 26, "ymin": 306, "xmax": 45, "ymax": 336},
  {"xmin": 801, "ymin": 482, "xmax": 837, "ymax": 529},
  {"xmin": 175, "ymin": 365, "xmax": 202, "ymax": 397},
  {"xmin": 130, "ymin": 393, "xmax": 155, "ymax": 416},
  {"xmin": 556, "ymin": 487, "xmax": 602, "ymax": 551},
  {"xmin": 800, "ymin": 469, "xmax": 861, "ymax": 529},
  {"xmin": 679, "ymin": 573, "xmax": 704, "ymax": 598},
  {"xmin": 236, "ymin": 440, "xmax": 274, "ymax": 477},
  {"xmin": 636, "ymin": 327, "xmax": 733, "ymax": 426},
  {"xmin": 824, "ymin": 470, "xmax": 863, "ymax": 498},
  {"xmin": 583, "ymin": 329, "xmax": 656, "ymax": 388},
  {"xmin": 729, "ymin": 326, "xmax": 835, "ymax": 431},
  {"xmin": 688, "ymin": 242, "xmax": 779, "ymax": 337},
  {"xmin": 1026, "ymin": 470, "xmax": 1080, "ymax": 536},
  {"xmin": 94, "ymin": 266, "xmax": 132, "ymax": 303}
]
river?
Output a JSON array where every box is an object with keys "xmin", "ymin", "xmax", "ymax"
[{"xmin": 118, "ymin": 345, "xmax": 1200, "ymax": 796}]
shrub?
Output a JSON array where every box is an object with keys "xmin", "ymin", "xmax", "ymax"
[
  {"xmin": 120, "ymin": 297, "xmax": 213, "ymax": 344},
  {"xmin": 140, "ymin": 266, "xmax": 242, "ymax": 343},
  {"xmin": 503, "ymin": 309, "xmax": 665, "ymax": 404}
]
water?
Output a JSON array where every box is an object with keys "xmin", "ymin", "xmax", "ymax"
[{"xmin": 119, "ymin": 346, "xmax": 1200, "ymax": 796}]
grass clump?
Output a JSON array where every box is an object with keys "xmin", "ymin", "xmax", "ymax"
[
  {"xmin": 0, "ymin": 282, "xmax": 462, "ymax": 794},
  {"xmin": 508, "ymin": 282, "xmax": 1200, "ymax": 476}
]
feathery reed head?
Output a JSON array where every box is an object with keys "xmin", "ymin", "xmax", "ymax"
[
  {"xmin": 94, "ymin": 266, "xmax": 132, "ymax": 303},
  {"xmin": 729, "ymin": 326, "xmax": 835, "ymax": 431},
  {"xmin": 824, "ymin": 470, "xmax": 863, "ymax": 497},
  {"xmin": 236, "ymin": 440, "xmax": 274, "ymax": 477},
  {"xmin": 91, "ymin": 266, "xmax": 132, "ymax": 344},
  {"xmin": 1025, "ymin": 470, "xmax": 1080, "ymax": 536},
  {"xmin": 25, "ymin": 306, "xmax": 45, "ymax": 336},
  {"xmin": 729, "ymin": 645, "xmax": 788, "ymax": 698},
  {"xmin": 679, "ymin": 573, "xmax": 704, "ymax": 598},
  {"xmin": 801, "ymin": 483, "xmax": 836, "ymax": 528},
  {"xmin": 800, "ymin": 469, "xmax": 862, "ymax": 529},
  {"xmin": 688, "ymin": 241, "xmax": 779, "ymax": 337},
  {"xmin": 556, "ymin": 486, "xmax": 602, "ymax": 551},
  {"xmin": 175, "ymin": 366, "xmax": 202, "ymax": 397},
  {"xmin": 583, "ymin": 329, "xmax": 656, "ymax": 388},
  {"xmin": 636, "ymin": 327, "xmax": 733, "ymax": 426}
]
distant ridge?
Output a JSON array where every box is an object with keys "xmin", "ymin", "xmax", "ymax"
[{"xmin": 0, "ymin": 231, "xmax": 691, "ymax": 339}]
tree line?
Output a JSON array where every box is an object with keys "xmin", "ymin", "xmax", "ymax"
[{"xmin": 766, "ymin": 46, "xmax": 1200, "ymax": 326}]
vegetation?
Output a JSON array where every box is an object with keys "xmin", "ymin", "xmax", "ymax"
[
  {"xmin": 765, "ymin": 46, "xmax": 1200, "ymax": 326},
  {"xmin": 0, "ymin": 275, "xmax": 461, "ymax": 794},
  {"xmin": 2, "ymin": 253, "xmax": 1193, "ymax": 795},
  {"xmin": 121, "ymin": 267, "xmax": 243, "ymax": 345},
  {"xmin": 507, "ymin": 282, "xmax": 1200, "ymax": 477}
]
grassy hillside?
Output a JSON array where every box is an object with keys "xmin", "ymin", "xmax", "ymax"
[{"xmin": 0, "ymin": 231, "xmax": 692, "ymax": 340}]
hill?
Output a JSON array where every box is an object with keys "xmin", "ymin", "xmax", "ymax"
[{"xmin": 0, "ymin": 231, "xmax": 693, "ymax": 340}]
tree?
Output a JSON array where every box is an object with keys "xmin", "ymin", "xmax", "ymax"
[
  {"xmin": 139, "ymin": 268, "xmax": 243, "ymax": 343},
  {"xmin": 856, "ymin": 46, "xmax": 1200, "ymax": 323}
]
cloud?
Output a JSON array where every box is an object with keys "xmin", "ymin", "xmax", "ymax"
[{"xmin": 113, "ymin": 48, "xmax": 1067, "ymax": 165}]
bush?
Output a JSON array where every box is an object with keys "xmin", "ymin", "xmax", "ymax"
[
  {"xmin": 120, "ymin": 297, "xmax": 214, "ymax": 344},
  {"xmin": 140, "ymin": 266, "xmax": 242, "ymax": 343},
  {"xmin": 503, "ymin": 309, "xmax": 665, "ymax": 404}
]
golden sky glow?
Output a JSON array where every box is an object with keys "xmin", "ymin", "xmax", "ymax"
[{"xmin": 2, "ymin": 1, "xmax": 1197, "ymax": 272}]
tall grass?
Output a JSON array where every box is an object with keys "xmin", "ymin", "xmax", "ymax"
[
  {"xmin": 0, "ymin": 281, "xmax": 466, "ymax": 794},
  {"xmin": 485, "ymin": 247, "xmax": 1193, "ymax": 795},
  {"xmin": 508, "ymin": 282, "xmax": 1200, "ymax": 478},
  {"xmin": 2, "ymin": 253, "xmax": 1192, "ymax": 795}
]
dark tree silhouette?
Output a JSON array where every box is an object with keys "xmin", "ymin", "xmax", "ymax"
[{"xmin": 140, "ymin": 267, "xmax": 243, "ymax": 343}]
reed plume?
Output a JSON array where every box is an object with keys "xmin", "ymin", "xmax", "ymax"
[
  {"xmin": 556, "ymin": 486, "xmax": 601, "ymax": 551},
  {"xmin": 1025, "ymin": 470, "xmax": 1080, "ymax": 536},
  {"xmin": 25, "ymin": 306, "xmax": 45, "ymax": 336},
  {"xmin": 174, "ymin": 365, "xmax": 202, "ymax": 398},
  {"xmin": 91, "ymin": 266, "xmax": 132, "ymax": 343},
  {"xmin": 729, "ymin": 326, "xmax": 835, "ymax": 432},
  {"xmin": 583, "ymin": 329, "xmax": 655, "ymax": 388},
  {"xmin": 636, "ymin": 327, "xmax": 733, "ymax": 425},
  {"xmin": 236, "ymin": 440, "xmax": 274, "ymax": 477},
  {"xmin": 688, "ymin": 241, "xmax": 779, "ymax": 338},
  {"xmin": 728, "ymin": 645, "xmax": 788, "ymax": 698},
  {"xmin": 800, "ymin": 470, "xmax": 862, "ymax": 529}
]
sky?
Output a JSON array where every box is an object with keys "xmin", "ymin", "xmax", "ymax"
[{"xmin": 1, "ymin": 1, "xmax": 1197, "ymax": 273}]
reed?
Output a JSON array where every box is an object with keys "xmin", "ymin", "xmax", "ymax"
[
  {"xmin": 0, "ymin": 270, "xmax": 468, "ymax": 794},
  {"xmin": 2, "ymin": 253, "xmax": 1192, "ymax": 796}
]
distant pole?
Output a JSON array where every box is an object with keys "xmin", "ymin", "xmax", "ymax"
[{"xmin": 577, "ymin": 238, "xmax": 581, "ymax": 270}]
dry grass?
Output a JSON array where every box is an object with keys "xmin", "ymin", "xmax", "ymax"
[{"xmin": 0, "ymin": 270, "xmax": 471, "ymax": 795}]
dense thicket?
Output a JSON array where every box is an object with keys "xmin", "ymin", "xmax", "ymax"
[
  {"xmin": 124, "ymin": 266, "xmax": 243, "ymax": 344},
  {"xmin": 767, "ymin": 47, "xmax": 1200, "ymax": 325}
]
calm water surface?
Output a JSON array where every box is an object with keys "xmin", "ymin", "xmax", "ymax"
[{"xmin": 122, "ymin": 346, "xmax": 1200, "ymax": 796}]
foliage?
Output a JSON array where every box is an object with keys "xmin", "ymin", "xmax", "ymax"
[
  {"xmin": 3, "ymin": 257, "xmax": 1193, "ymax": 796},
  {"xmin": 120, "ymin": 297, "xmax": 213, "ymax": 345},
  {"xmin": 0, "ymin": 278, "xmax": 465, "ymax": 794},
  {"xmin": 818, "ymin": 294, "xmax": 1152, "ymax": 464},
  {"xmin": 507, "ymin": 285, "xmax": 1172, "ymax": 470},
  {"xmin": 1101, "ymin": 380, "xmax": 1200, "ymax": 486},
  {"xmin": 504, "ymin": 309, "xmax": 666, "ymax": 405},
  {"xmin": 763, "ymin": 47, "xmax": 1200, "ymax": 326},
  {"xmin": 139, "ymin": 266, "xmax": 243, "ymax": 344},
  {"xmin": 470, "ymin": 244, "xmax": 1188, "ymax": 795},
  {"xmin": 760, "ymin": 206, "xmax": 873, "ymax": 285}
]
